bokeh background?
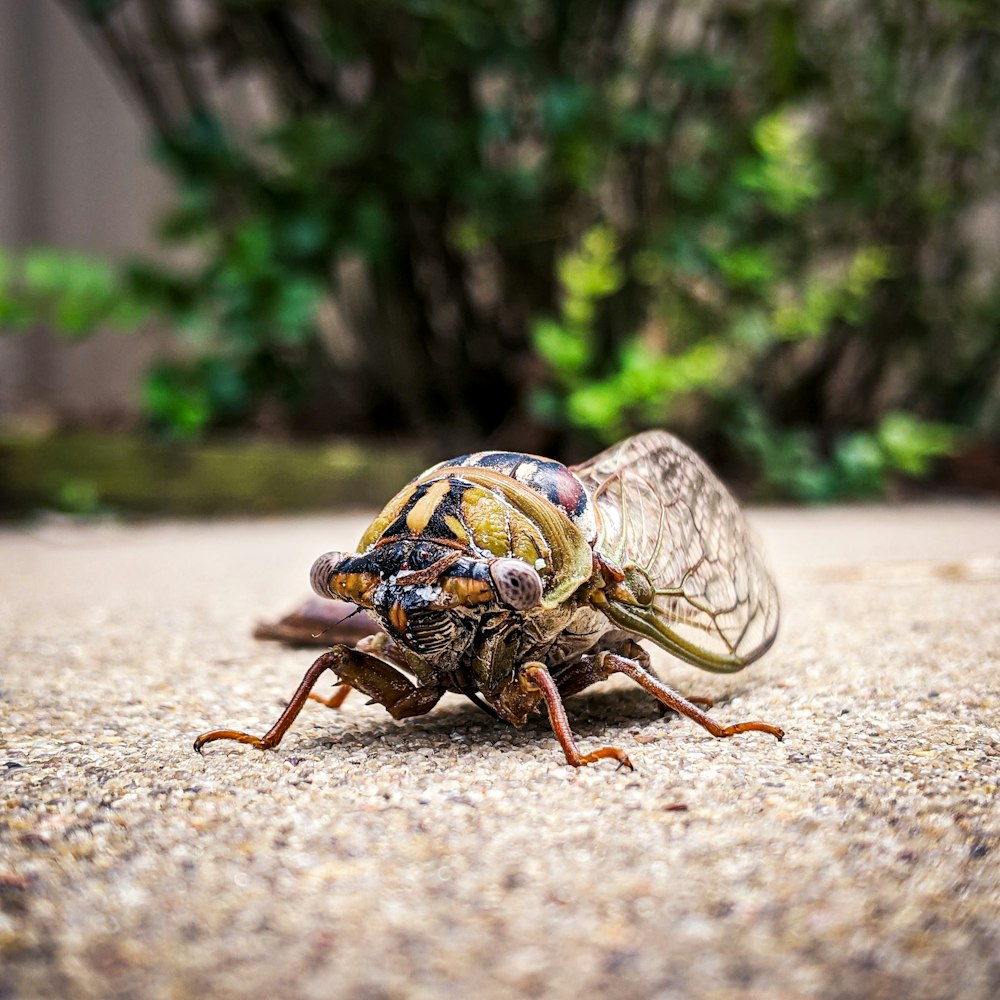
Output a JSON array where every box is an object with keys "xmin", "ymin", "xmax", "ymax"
[
  {"xmin": 2, "ymin": 0, "xmax": 999, "ymax": 513},
  {"xmin": 3, "ymin": 9, "xmax": 999, "ymax": 1000}
]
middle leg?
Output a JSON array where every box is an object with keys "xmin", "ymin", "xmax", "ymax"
[{"xmin": 522, "ymin": 663, "xmax": 633, "ymax": 769}]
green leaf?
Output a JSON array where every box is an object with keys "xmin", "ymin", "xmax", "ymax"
[
  {"xmin": 532, "ymin": 318, "xmax": 590, "ymax": 375},
  {"xmin": 566, "ymin": 382, "xmax": 624, "ymax": 437},
  {"xmin": 739, "ymin": 109, "xmax": 826, "ymax": 215},
  {"xmin": 277, "ymin": 213, "xmax": 332, "ymax": 259},
  {"xmin": 713, "ymin": 246, "xmax": 779, "ymax": 291},
  {"xmin": 143, "ymin": 364, "xmax": 212, "ymax": 438},
  {"xmin": 17, "ymin": 250, "xmax": 129, "ymax": 336},
  {"xmin": 877, "ymin": 411, "xmax": 957, "ymax": 476},
  {"xmin": 772, "ymin": 246, "xmax": 892, "ymax": 340},
  {"xmin": 834, "ymin": 433, "xmax": 887, "ymax": 497},
  {"xmin": 540, "ymin": 81, "xmax": 592, "ymax": 136},
  {"xmin": 613, "ymin": 107, "xmax": 666, "ymax": 145},
  {"xmin": 274, "ymin": 278, "xmax": 323, "ymax": 344},
  {"xmin": 268, "ymin": 115, "xmax": 363, "ymax": 178}
]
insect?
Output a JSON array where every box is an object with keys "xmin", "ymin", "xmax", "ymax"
[{"xmin": 195, "ymin": 430, "xmax": 783, "ymax": 767}]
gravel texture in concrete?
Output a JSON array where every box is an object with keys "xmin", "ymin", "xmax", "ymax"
[{"xmin": 2, "ymin": 504, "xmax": 998, "ymax": 999}]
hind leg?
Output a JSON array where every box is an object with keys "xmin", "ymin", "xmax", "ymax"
[
  {"xmin": 599, "ymin": 651, "xmax": 783, "ymax": 740},
  {"xmin": 553, "ymin": 639, "xmax": 713, "ymax": 708}
]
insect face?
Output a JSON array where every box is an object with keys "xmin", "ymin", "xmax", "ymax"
[{"xmin": 310, "ymin": 540, "xmax": 544, "ymax": 663}]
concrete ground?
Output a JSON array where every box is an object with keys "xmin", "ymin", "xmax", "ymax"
[{"xmin": 1, "ymin": 503, "xmax": 998, "ymax": 1000}]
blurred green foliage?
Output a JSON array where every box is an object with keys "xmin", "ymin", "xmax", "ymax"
[
  {"xmin": 3, "ymin": 0, "xmax": 998, "ymax": 498},
  {"xmin": 0, "ymin": 430, "xmax": 428, "ymax": 517},
  {"xmin": 0, "ymin": 249, "xmax": 146, "ymax": 334},
  {"xmin": 733, "ymin": 405, "xmax": 958, "ymax": 502},
  {"xmin": 531, "ymin": 224, "xmax": 726, "ymax": 439}
]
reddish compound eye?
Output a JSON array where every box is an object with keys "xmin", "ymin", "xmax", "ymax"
[{"xmin": 488, "ymin": 558, "xmax": 543, "ymax": 610}]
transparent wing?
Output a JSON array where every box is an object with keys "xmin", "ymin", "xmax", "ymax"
[{"xmin": 572, "ymin": 430, "xmax": 779, "ymax": 671}]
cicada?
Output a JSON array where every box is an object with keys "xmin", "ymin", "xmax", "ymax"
[{"xmin": 195, "ymin": 430, "xmax": 782, "ymax": 767}]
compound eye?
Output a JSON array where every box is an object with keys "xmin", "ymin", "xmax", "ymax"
[
  {"xmin": 622, "ymin": 564, "xmax": 656, "ymax": 607},
  {"xmin": 488, "ymin": 558, "xmax": 543, "ymax": 611},
  {"xmin": 310, "ymin": 551, "xmax": 349, "ymax": 598}
]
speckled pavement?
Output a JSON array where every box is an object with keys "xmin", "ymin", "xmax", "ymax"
[{"xmin": 2, "ymin": 504, "xmax": 998, "ymax": 1000}]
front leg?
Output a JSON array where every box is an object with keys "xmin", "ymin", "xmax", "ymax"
[
  {"xmin": 307, "ymin": 631, "xmax": 446, "ymax": 716},
  {"xmin": 195, "ymin": 647, "xmax": 346, "ymax": 752},
  {"xmin": 194, "ymin": 644, "xmax": 444, "ymax": 753},
  {"xmin": 331, "ymin": 644, "xmax": 445, "ymax": 720}
]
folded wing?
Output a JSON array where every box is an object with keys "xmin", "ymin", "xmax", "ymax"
[{"xmin": 573, "ymin": 430, "xmax": 779, "ymax": 671}]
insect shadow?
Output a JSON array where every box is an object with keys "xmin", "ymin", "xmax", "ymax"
[{"xmin": 298, "ymin": 681, "xmax": 746, "ymax": 759}]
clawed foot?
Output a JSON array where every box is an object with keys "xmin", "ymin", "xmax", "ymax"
[
  {"xmin": 194, "ymin": 728, "xmax": 271, "ymax": 752},
  {"xmin": 521, "ymin": 663, "xmax": 636, "ymax": 770},
  {"xmin": 577, "ymin": 746, "xmax": 634, "ymax": 770},
  {"xmin": 719, "ymin": 720, "xmax": 784, "ymax": 740},
  {"xmin": 194, "ymin": 650, "xmax": 342, "ymax": 754}
]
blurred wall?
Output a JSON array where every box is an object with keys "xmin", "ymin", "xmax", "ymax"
[{"xmin": 0, "ymin": 0, "xmax": 172, "ymax": 427}]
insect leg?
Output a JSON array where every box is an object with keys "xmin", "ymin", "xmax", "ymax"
[
  {"xmin": 317, "ymin": 633, "xmax": 446, "ymax": 719},
  {"xmin": 549, "ymin": 656, "xmax": 617, "ymax": 699},
  {"xmin": 305, "ymin": 633, "xmax": 409, "ymax": 710},
  {"xmin": 557, "ymin": 639, "xmax": 714, "ymax": 708},
  {"xmin": 522, "ymin": 663, "xmax": 633, "ymax": 770},
  {"xmin": 309, "ymin": 682, "xmax": 353, "ymax": 709},
  {"xmin": 615, "ymin": 641, "xmax": 713, "ymax": 706},
  {"xmin": 195, "ymin": 644, "xmax": 446, "ymax": 753},
  {"xmin": 331, "ymin": 648, "xmax": 445, "ymax": 720},
  {"xmin": 195, "ymin": 647, "xmax": 346, "ymax": 752},
  {"xmin": 603, "ymin": 653, "xmax": 784, "ymax": 740}
]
